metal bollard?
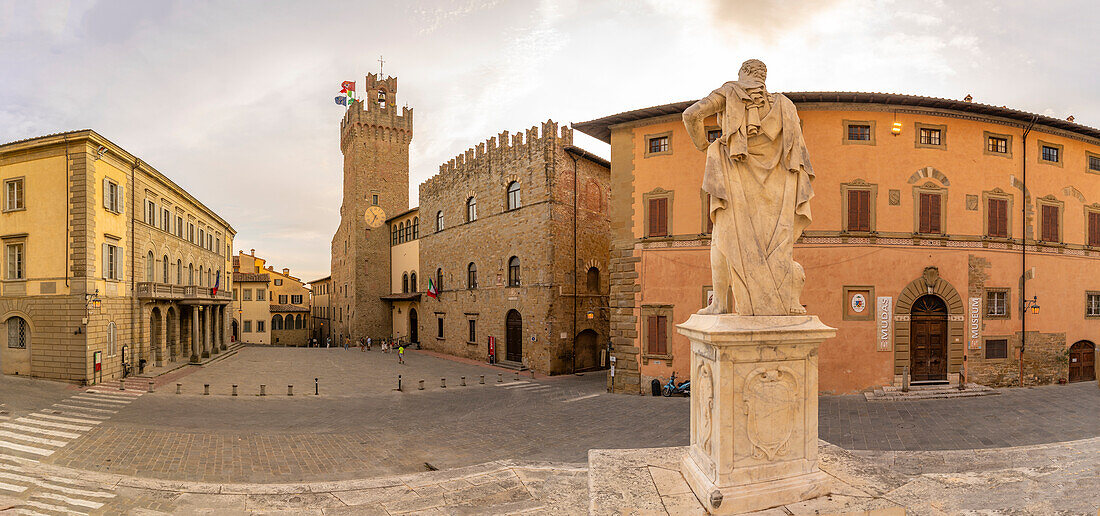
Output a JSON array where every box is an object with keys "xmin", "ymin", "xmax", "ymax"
[
  {"xmin": 515, "ymin": 371, "xmax": 519, "ymax": 381},
  {"xmin": 176, "ymin": 383, "xmax": 181, "ymax": 395},
  {"xmin": 441, "ymin": 378, "xmax": 446, "ymax": 388},
  {"xmin": 203, "ymin": 384, "xmax": 210, "ymax": 396},
  {"xmin": 148, "ymin": 381, "xmax": 155, "ymax": 393},
  {"xmin": 418, "ymin": 379, "xmax": 424, "ymax": 390},
  {"xmin": 498, "ymin": 373, "xmax": 503, "ymax": 383},
  {"xmin": 461, "ymin": 376, "xmax": 466, "ymax": 386},
  {"xmin": 397, "ymin": 374, "xmax": 402, "ymax": 392},
  {"xmin": 315, "ymin": 378, "xmax": 319, "ymax": 396},
  {"xmin": 288, "ymin": 385, "xmax": 293, "ymax": 396},
  {"xmin": 260, "ymin": 384, "xmax": 266, "ymax": 396},
  {"xmin": 232, "ymin": 384, "xmax": 238, "ymax": 396},
  {"xmin": 120, "ymin": 379, "xmax": 125, "ymax": 391},
  {"xmin": 480, "ymin": 375, "xmax": 485, "ymax": 384}
]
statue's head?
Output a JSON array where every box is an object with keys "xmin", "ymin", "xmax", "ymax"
[{"xmin": 739, "ymin": 59, "xmax": 767, "ymax": 84}]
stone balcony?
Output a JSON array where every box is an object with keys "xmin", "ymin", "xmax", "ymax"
[{"xmin": 136, "ymin": 282, "xmax": 233, "ymax": 302}]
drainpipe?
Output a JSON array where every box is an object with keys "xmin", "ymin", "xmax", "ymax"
[
  {"xmin": 568, "ymin": 150, "xmax": 580, "ymax": 374},
  {"xmin": 1019, "ymin": 116, "xmax": 1037, "ymax": 387},
  {"xmin": 130, "ymin": 158, "xmax": 138, "ymax": 370}
]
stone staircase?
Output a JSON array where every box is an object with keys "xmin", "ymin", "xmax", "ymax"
[
  {"xmin": 114, "ymin": 342, "xmax": 246, "ymax": 391},
  {"xmin": 864, "ymin": 382, "xmax": 998, "ymax": 401}
]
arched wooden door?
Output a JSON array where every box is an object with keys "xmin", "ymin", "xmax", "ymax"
[
  {"xmin": 505, "ymin": 310, "xmax": 523, "ymax": 363},
  {"xmin": 910, "ymin": 295, "xmax": 948, "ymax": 382},
  {"xmin": 574, "ymin": 329, "xmax": 600, "ymax": 371},
  {"xmin": 1068, "ymin": 340, "xmax": 1096, "ymax": 383},
  {"xmin": 409, "ymin": 308, "xmax": 418, "ymax": 343}
]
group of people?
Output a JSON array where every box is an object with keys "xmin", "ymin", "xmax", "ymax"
[{"xmin": 311, "ymin": 335, "xmax": 406, "ymax": 364}]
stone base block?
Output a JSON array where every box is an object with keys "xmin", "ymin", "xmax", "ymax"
[{"xmin": 682, "ymin": 453, "xmax": 829, "ymax": 514}]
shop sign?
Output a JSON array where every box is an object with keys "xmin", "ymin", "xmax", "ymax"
[
  {"xmin": 876, "ymin": 296, "xmax": 892, "ymax": 351},
  {"xmin": 968, "ymin": 297, "xmax": 982, "ymax": 349}
]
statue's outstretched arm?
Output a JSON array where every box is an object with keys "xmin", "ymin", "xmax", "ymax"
[{"xmin": 683, "ymin": 92, "xmax": 724, "ymax": 151}]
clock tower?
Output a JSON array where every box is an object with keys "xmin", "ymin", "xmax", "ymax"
[{"xmin": 331, "ymin": 72, "xmax": 412, "ymax": 341}]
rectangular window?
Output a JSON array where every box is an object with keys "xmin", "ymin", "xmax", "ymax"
[
  {"xmin": 243, "ymin": 320, "xmax": 252, "ymax": 332},
  {"xmin": 274, "ymin": 279, "xmax": 283, "ymax": 286},
  {"xmin": 648, "ymin": 136, "xmax": 669, "ymax": 154},
  {"xmin": 257, "ymin": 320, "xmax": 265, "ymax": 332},
  {"xmin": 646, "ymin": 315, "xmax": 668, "ymax": 355},
  {"xmin": 5, "ymin": 243, "xmax": 24, "ymax": 280},
  {"xmin": 291, "ymin": 295, "xmax": 302, "ymax": 304},
  {"xmin": 987, "ymin": 136, "xmax": 1008, "ymax": 154},
  {"xmin": 145, "ymin": 200, "xmax": 157, "ymax": 225},
  {"xmin": 847, "ymin": 124, "xmax": 871, "ymax": 141},
  {"xmin": 1041, "ymin": 145, "xmax": 1059, "ymax": 163},
  {"xmin": 919, "ymin": 128, "xmax": 941, "ymax": 146},
  {"xmin": 4, "ymin": 178, "xmax": 24, "ymax": 211},
  {"xmin": 199, "ymin": 229, "xmax": 205, "ymax": 247},
  {"xmin": 846, "ymin": 189, "xmax": 871, "ymax": 232},
  {"xmin": 706, "ymin": 129, "xmax": 722, "ymax": 143},
  {"xmin": 257, "ymin": 289, "xmax": 266, "ymax": 301},
  {"xmin": 648, "ymin": 197, "xmax": 668, "ymax": 237},
  {"xmin": 161, "ymin": 208, "xmax": 171, "ymax": 232},
  {"xmin": 985, "ymin": 339, "xmax": 1008, "ymax": 359},
  {"xmin": 278, "ymin": 294, "xmax": 288, "ymax": 304},
  {"xmin": 985, "ymin": 289, "xmax": 1008, "ymax": 318},
  {"xmin": 437, "ymin": 318, "xmax": 444, "ymax": 339},
  {"xmin": 468, "ymin": 320, "xmax": 476, "ymax": 342},
  {"xmin": 987, "ymin": 198, "xmax": 1008, "ymax": 238},
  {"xmin": 103, "ymin": 243, "xmax": 123, "ymax": 280},
  {"xmin": 1088, "ymin": 293, "xmax": 1100, "ymax": 317},
  {"xmin": 242, "ymin": 289, "xmax": 252, "ymax": 301},
  {"xmin": 1040, "ymin": 204, "xmax": 1059, "ymax": 242},
  {"xmin": 188, "ymin": 223, "xmax": 195, "ymax": 243},
  {"xmin": 918, "ymin": 192, "xmax": 942, "ymax": 234},
  {"xmin": 1090, "ymin": 155, "xmax": 1100, "ymax": 172},
  {"xmin": 1089, "ymin": 212, "xmax": 1100, "ymax": 247},
  {"xmin": 103, "ymin": 179, "xmax": 122, "ymax": 213},
  {"xmin": 372, "ymin": 194, "xmax": 379, "ymax": 206},
  {"xmin": 233, "ymin": 289, "xmax": 238, "ymax": 301},
  {"xmin": 176, "ymin": 216, "xmax": 184, "ymax": 238}
]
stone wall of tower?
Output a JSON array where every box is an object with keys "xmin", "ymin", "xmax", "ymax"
[{"xmin": 331, "ymin": 73, "xmax": 412, "ymax": 341}]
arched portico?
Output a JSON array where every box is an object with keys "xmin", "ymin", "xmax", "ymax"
[{"xmin": 893, "ymin": 267, "xmax": 964, "ymax": 384}]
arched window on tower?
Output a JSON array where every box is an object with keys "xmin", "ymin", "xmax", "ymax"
[
  {"xmin": 402, "ymin": 273, "xmax": 409, "ymax": 293},
  {"xmin": 467, "ymin": 262, "xmax": 477, "ymax": 289},
  {"xmin": 146, "ymin": 251, "xmax": 155, "ymax": 282},
  {"xmin": 507, "ymin": 181, "xmax": 521, "ymax": 211},
  {"xmin": 410, "ymin": 272, "xmax": 417, "ymax": 292},
  {"xmin": 177, "ymin": 260, "xmax": 182, "ymax": 284},
  {"xmin": 412, "ymin": 217, "xmax": 419, "ymax": 239},
  {"xmin": 392, "ymin": 224, "xmax": 398, "ymax": 245},
  {"xmin": 398, "ymin": 221, "xmax": 405, "ymax": 244},
  {"xmin": 587, "ymin": 267, "xmax": 600, "ymax": 293},
  {"xmin": 436, "ymin": 211, "xmax": 444, "ymax": 232},
  {"xmin": 508, "ymin": 256, "xmax": 521, "ymax": 287},
  {"xmin": 378, "ymin": 89, "xmax": 387, "ymax": 109},
  {"xmin": 436, "ymin": 268, "xmax": 444, "ymax": 292},
  {"xmin": 466, "ymin": 197, "xmax": 477, "ymax": 222},
  {"xmin": 162, "ymin": 255, "xmax": 169, "ymax": 283}
]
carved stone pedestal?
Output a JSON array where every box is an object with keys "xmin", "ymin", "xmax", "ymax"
[{"xmin": 677, "ymin": 314, "xmax": 835, "ymax": 514}]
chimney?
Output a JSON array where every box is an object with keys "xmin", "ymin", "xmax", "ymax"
[
  {"xmin": 1067, "ymin": 115, "xmax": 1075, "ymax": 122},
  {"xmin": 963, "ymin": 94, "xmax": 973, "ymax": 102},
  {"xmin": 250, "ymin": 249, "xmax": 255, "ymax": 256},
  {"xmin": 283, "ymin": 268, "xmax": 290, "ymax": 276}
]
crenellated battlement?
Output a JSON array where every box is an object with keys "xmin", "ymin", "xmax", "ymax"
[
  {"xmin": 422, "ymin": 120, "xmax": 573, "ymax": 191},
  {"xmin": 339, "ymin": 73, "xmax": 413, "ymax": 154}
]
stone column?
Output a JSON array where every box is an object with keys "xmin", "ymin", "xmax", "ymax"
[
  {"xmin": 154, "ymin": 309, "xmax": 164, "ymax": 367},
  {"xmin": 677, "ymin": 315, "xmax": 835, "ymax": 515},
  {"xmin": 211, "ymin": 306, "xmax": 221, "ymax": 354},
  {"xmin": 190, "ymin": 307, "xmax": 199, "ymax": 363},
  {"xmin": 175, "ymin": 308, "xmax": 183, "ymax": 361},
  {"xmin": 220, "ymin": 306, "xmax": 229, "ymax": 350},
  {"xmin": 201, "ymin": 307, "xmax": 211, "ymax": 358}
]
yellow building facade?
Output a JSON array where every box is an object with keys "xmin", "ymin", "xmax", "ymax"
[
  {"xmin": 1, "ymin": 130, "xmax": 235, "ymax": 383},
  {"xmin": 383, "ymin": 208, "xmax": 420, "ymax": 344}
]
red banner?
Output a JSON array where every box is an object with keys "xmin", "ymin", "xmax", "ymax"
[{"xmin": 340, "ymin": 81, "xmax": 356, "ymax": 93}]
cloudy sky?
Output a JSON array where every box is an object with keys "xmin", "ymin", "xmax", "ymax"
[{"xmin": 1, "ymin": 0, "xmax": 1096, "ymax": 281}]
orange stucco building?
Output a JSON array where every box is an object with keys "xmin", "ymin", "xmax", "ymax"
[{"xmin": 576, "ymin": 92, "xmax": 1100, "ymax": 394}]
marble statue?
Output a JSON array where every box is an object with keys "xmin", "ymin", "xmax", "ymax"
[{"xmin": 684, "ymin": 59, "xmax": 815, "ymax": 316}]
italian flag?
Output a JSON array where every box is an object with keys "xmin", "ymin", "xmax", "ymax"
[{"xmin": 426, "ymin": 278, "xmax": 438, "ymax": 299}]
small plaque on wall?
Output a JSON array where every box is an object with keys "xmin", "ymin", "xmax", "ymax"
[{"xmin": 843, "ymin": 286, "xmax": 874, "ymax": 321}]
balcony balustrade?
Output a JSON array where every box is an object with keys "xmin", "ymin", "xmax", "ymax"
[{"xmin": 136, "ymin": 282, "xmax": 232, "ymax": 301}]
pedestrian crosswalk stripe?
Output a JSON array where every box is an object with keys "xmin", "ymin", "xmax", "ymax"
[
  {"xmin": 48, "ymin": 407, "xmax": 111, "ymax": 419},
  {"xmin": 74, "ymin": 393, "xmax": 131, "ymax": 403},
  {"xmin": 35, "ymin": 491, "xmax": 105, "ymax": 509},
  {"xmin": 2, "ymin": 422, "xmax": 81, "ymax": 439},
  {"xmin": 0, "ymin": 480, "xmax": 29, "ymax": 493},
  {"xmin": 32, "ymin": 479, "xmax": 114, "ymax": 498},
  {"xmin": 0, "ymin": 469, "xmax": 35, "ymax": 482},
  {"xmin": 22, "ymin": 499, "xmax": 83, "ymax": 514},
  {"xmin": 0, "ymin": 439, "xmax": 53, "ymax": 456},
  {"xmin": 70, "ymin": 395, "xmax": 129, "ymax": 406},
  {"xmin": 10, "ymin": 508, "xmax": 54, "ymax": 516},
  {"xmin": 52, "ymin": 403, "xmax": 117, "ymax": 414},
  {"xmin": 515, "ymin": 384, "xmax": 550, "ymax": 390},
  {"xmin": 0, "ymin": 430, "xmax": 66, "ymax": 448},
  {"xmin": 495, "ymin": 381, "xmax": 529, "ymax": 387},
  {"xmin": 61, "ymin": 400, "xmax": 121, "ymax": 411},
  {"xmin": 85, "ymin": 388, "xmax": 142, "ymax": 396},
  {"xmin": 22, "ymin": 415, "xmax": 94, "ymax": 430},
  {"xmin": 0, "ymin": 453, "xmax": 38, "ymax": 465}
]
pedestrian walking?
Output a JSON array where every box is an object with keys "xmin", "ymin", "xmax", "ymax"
[
  {"xmin": 343, "ymin": 336, "xmax": 349, "ymax": 350},
  {"xmin": 398, "ymin": 343, "xmax": 405, "ymax": 364},
  {"xmin": 367, "ymin": 337, "xmax": 372, "ymax": 350},
  {"xmin": 359, "ymin": 338, "xmax": 365, "ymax": 351},
  {"xmin": 326, "ymin": 336, "xmax": 331, "ymax": 348}
]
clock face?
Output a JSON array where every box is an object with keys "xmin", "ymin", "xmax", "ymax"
[{"xmin": 364, "ymin": 206, "xmax": 386, "ymax": 228}]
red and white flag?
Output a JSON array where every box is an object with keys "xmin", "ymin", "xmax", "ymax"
[
  {"xmin": 340, "ymin": 81, "xmax": 355, "ymax": 93},
  {"xmin": 426, "ymin": 278, "xmax": 438, "ymax": 299}
]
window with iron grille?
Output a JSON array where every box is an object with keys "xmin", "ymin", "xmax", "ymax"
[
  {"xmin": 985, "ymin": 339, "xmax": 1008, "ymax": 359},
  {"xmin": 1041, "ymin": 145, "xmax": 1059, "ymax": 163},
  {"xmin": 1088, "ymin": 293, "xmax": 1100, "ymax": 317},
  {"xmin": 1090, "ymin": 155, "xmax": 1100, "ymax": 172},
  {"xmin": 648, "ymin": 136, "xmax": 668, "ymax": 154},
  {"xmin": 985, "ymin": 289, "xmax": 1008, "ymax": 318},
  {"xmin": 919, "ymin": 128, "xmax": 941, "ymax": 146},
  {"xmin": 987, "ymin": 136, "xmax": 1008, "ymax": 154},
  {"xmin": 7, "ymin": 317, "xmax": 27, "ymax": 349},
  {"xmin": 847, "ymin": 125, "xmax": 871, "ymax": 141},
  {"xmin": 243, "ymin": 320, "xmax": 252, "ymax": 332}
]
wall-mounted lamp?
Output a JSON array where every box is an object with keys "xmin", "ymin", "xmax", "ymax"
[
  {"xmin": 891, "ymin": 122, "xmax": 902, "ymax": 136},
  {"xmin": 586, "ymin": 311, "xmax": 595, "ymax": 320},
  {"xmin": 1023, "ymin": 296, "xmax": 1040, "ymax": 315}
]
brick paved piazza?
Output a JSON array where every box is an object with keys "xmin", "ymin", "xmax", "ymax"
[{"xmin": 0, "ymin": 347, "xmax": 1097, "ymax": 514}]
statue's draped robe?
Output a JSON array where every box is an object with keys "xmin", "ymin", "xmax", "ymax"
[{"xmin": 702, "ymin": 83, "xmax": 815, "ymax": 315}]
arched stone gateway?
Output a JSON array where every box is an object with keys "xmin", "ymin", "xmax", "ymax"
[
  {"xmin": 894, "ymin": 267, "xmax": 964, "ymax": 384},
  {"xmin": 574, "ymin": 329, "xmax": 601, "ymax": 372}
]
